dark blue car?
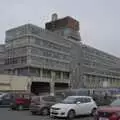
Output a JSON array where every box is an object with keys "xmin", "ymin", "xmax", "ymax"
[{"xmin": 0, "ymin": 92, "xmax": 13, "ymax": 107}]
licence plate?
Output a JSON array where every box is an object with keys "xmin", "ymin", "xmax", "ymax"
[{"xmin": 99, "ymin": 117, "xmax": 108, "ymax": 120}]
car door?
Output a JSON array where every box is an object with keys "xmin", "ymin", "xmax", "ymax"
[
  {"xmin": 75, "ymin": 98, "xmax": 86, "ymax": 115},
  {"xmin": 83, "ymin": 98, "xmax": 92, "ymax": 114}
]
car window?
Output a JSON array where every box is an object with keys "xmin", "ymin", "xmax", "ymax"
[
  {"xmin": 76, "ymin": 98, "xmax": 85, "ymax": 103},
  {"xmin": 111, "ymin": 99, "xmax": 120, "ymax": 106},
  {"xmin": 86, "ymin": 98, "xmax": 91, "ymax": 102},
  {"xmin": 31, "ymin": 96, "xmax": 40, "ymax": 102},
  {"xmin": 43, "ymin": 96, "xmax": 56, "ymax": 102},
  {"xmin": 76, "ymin": 97, "xmax": 91, "ymax": 103},
  {"xmin": 3, "ymin": 94, "xmax": 11, "ymax": 99},
  {"xmin": 24, "ymin": 94, "xmax": 30, "ymax": 99}
]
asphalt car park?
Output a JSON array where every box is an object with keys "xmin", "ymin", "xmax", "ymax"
[{"xmin": 0, "ymin": 108, "xmax": 93, "ymax": 120}]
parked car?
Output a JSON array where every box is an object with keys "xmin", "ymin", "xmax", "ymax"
[
  {"xmin": 112, "ymin": 94, "xmax": 120, "ymax": 100},
  {"xmin": 10, "ymin": 92, "xmax": 32, "ymax": 110},
  {"xmin": 0, "ymin": 92, "xmax": 13, "ymax": 107},
  {"xmin": 95, "ymin": 99, "xmax": 120, "ymax": 120},
  {"xmin": 50, "ymin": 96, "xmax": 97, "ymax": 119},
  {"xmin": 30, "ymin": 95, "xmax": 62, "ymax": 115},
  {"xmin": 92, "ymin": 94, "xmax": 114, "ymax": 106}
]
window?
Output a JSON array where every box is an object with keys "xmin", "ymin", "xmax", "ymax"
[
  {"xmin": 63, "ymin": 72, "xmax": 69, "ymax": 79},
  {"xmin": 3, "ymin": 94, "xmax": 11, "ymax": 100},
  {"xmin": 86, "ymin": 98, "xmax": 91, "ymax": 102},
  {"xmin": 76, "ymin": 98, "xmax": 90, "ymax": 103},
  {"xmin": 13, "ymin": 58, "xmax": 17, "ymax": 64},
  {"xmin": 21, "ymin": 56, "xmax": 27, "ymax": 63},
  {"xmin": 42, "ymin": 96, "xmax": 56, "ymax": 102},
  {"xmin": 43, "ymin": 69, "xmax": 51, "ymax": 78},
  {"xmin": 55, "ymin": 71, "xmax": 61, "ymax": 79}
]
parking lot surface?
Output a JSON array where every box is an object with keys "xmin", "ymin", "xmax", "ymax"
[{"xmin": 0, "ymin": 108, "xmax": 93, "ymax": 120}]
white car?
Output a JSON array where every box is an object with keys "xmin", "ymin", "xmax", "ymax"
[{"xmin": 50, "ymin": 96, "xmax": 97, "ymax": 119}]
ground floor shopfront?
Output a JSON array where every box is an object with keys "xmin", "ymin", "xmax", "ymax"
[
  {"xmin": 0, "ymin": 74, "xmax": 69, "ymax": 95},
  {"xmin": 0, "ymin": 73, "xmax": 120, "ymax": 94}
]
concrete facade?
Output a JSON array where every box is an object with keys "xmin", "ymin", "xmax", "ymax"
[
  {"xmin": 0, "ymin": 15, "xmax": 120, "ymax": 92},
  {"xmin": 81, "ymin": 45, "xmax": 120, "ymax": 88}
]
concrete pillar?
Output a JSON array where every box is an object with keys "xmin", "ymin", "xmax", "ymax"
[
  {"xmin": 89, "ymin": 76, "xmax": 92, "ymax": 88},
  {"xmin": 83, "ymin": 75, "xmax": 87, "ymax": 87},
  {"xmin": 61, "ymin": 72, "xmax": 63, "ymax": 80},
  {"xmin": 69, "ymin": 72, "xmax": 72, "ymax": 88},
  {"xmin": 115, "ymin": 79, "xmax": 118, "ymax": 87},
  {"xmin": 50, "ymin": 71, "xmax": 55, "ymax": 96},
  {"xmin": 15, "ymin": 69, "xmax": 18, "ymax": 75},
  {"xmin": 40, "ymin": 69, "xmax": 43, "ymax": 79},
  {"xmin": 92, "ymin": 76, "xmax": 95, "ymax": 88},
  {"xmin": 89, "ymin": 76, "xmax": 91, "ymax": 88}
]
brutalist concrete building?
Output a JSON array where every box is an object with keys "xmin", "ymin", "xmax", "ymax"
[{"xmin": 2, "ymin": 14, "xmax": 120, "ymax": 93}]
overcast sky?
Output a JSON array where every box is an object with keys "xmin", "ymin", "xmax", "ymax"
[{"xmin": 1, "ymin": 0, "xmax": 120, "ymax": 57}]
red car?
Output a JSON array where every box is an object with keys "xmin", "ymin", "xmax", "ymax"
[
  {"xmin": 10, "ymin": 92, "xmax": 32, "ymax": 110},
  {"xmin": 95, "ymin": 99, "xmax": 120, "ymax": 120}
]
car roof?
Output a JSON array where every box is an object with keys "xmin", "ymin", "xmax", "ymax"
[{"xmin": 68, "ymin": 96, "xmax": 92, "ymax": 98}]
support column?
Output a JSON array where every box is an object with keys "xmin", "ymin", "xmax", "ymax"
[
  {"xmin": 61, "ymin": 72, "xmax": 63, "ymax": 80},
  {"xmin": 50, "ymin": 71, "xmax": 55, "ymax": 96},
  {"xmin": 40, "ymin": 69, "xmax": 43, "ymax": 79},
  {"xmin": 89, "ymin": 76, "xmax": 92, "ymax": 88},
  {"xmin": 15, "ymin": 69, "xmax": 18, "ymax": 75}
]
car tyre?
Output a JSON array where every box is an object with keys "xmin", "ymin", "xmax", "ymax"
[
  {"xmin": 67, "ymin": 110, "xmax": 75, "ymax": 120},
  {"xmin": 91, "ymin": 108, "xmax": 97, "ymax": 116},
  {"xmin": 41, "ymin": 108, "xmax": 49, "ymax": 116},
  {"xmin": 31, "ymin": 111, "xmax": 36, "ymax": 115}
]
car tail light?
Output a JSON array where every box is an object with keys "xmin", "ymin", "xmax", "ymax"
[{"xmin": 109, "ymin": 113, "xmax": 118, "ymax": 120}]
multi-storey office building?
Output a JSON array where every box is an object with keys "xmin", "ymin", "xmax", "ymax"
[
  {"xmin": 1, "ymin": 14, "xmax": 120, "ymax": 93},
  {"xmin": 81, "ymin": 45, "xmax": 120, "ymax": 88}
]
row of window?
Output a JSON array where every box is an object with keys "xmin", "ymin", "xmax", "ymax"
[
  {"xmin": 31, "ymin": 47, "xmax": 70, "ymax": 61},
  {"xmin": 6, "ymin": 25, "xmax": 27, "ymax": 41},
  {"xmin": 31, "ymin": 56, "xmax": 70, "ymax": 70},
  {"xmin": 82, "ymin": 51, "xmax": 116, "ymax": 66},
  {"xmin": 6, "ymin": 37, "xmax": 28, "ymax": 49},
  {"xmin": 82, "ymin": 47, "xmax": 119, "ymax": 65},
  {"xmin": 83, "ymin": 65, "xmax": 120, "ymax": 77},
  {"xmin": 34, "ymin": 38, "xmax": 70, "ymax": 53},
  {"xmin": 5, "ymin": 56, "xmax": 27, "ymax": 65},
  {"xmin": 6, "ymin": 47, "xmax": 27, "ymax": 57},
  {"xmin": 7, "ymin": 67, "xmax": 69, "ymax": 79}
]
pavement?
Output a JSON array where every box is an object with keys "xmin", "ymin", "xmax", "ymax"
[{"xmin": 0, "ymin": 108, "xmax": 94, "ymax": 120}]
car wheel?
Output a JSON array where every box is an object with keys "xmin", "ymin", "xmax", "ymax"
[
  {"xmin": 91, "ymin": 108, "xmax": 96, "ymax": 116},
  {"xmin": 41, "ymin": 108, "xmax": 49, "ymax": 116},
  {"xmin": 18, "ymin": 105, "xmax": 23, "ymax": 111},
  {"xmin": 67, "ymin": 110, "xmax": 75, "ymax": 120}
]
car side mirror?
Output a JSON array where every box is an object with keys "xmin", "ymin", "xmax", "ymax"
[{"xmin": 76, "ymin": 101, "xmax": 81, "ymax": 104}]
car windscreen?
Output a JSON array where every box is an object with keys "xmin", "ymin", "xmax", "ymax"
[{"xmin": 110, "ymin": 99, "xmax": 120, "ymax": 106}]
